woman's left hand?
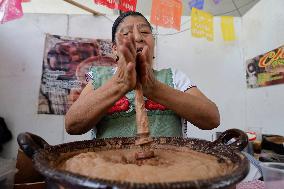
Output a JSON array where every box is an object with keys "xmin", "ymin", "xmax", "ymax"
[{"xmin": 136, "ymin": 46, "xmax": 158, "ymax": 97}]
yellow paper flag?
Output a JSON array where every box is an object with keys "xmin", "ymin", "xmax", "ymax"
[
  {"xmin": 221, "ymin": 16, "xmax": 236, "ymax": 41},
  {"xmin": 191, "ymin": 7, "xmax": 214, "ymax": 41}
]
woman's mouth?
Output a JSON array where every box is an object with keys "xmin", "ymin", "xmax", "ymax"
[{"xmin": 136, "ymin": 47, "xmax": 143, "ymax": 54}]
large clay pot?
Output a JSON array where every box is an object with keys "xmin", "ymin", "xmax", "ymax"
[{"xmin": 17, "ymin": 129, "xmax": 249, "ymax": 189}]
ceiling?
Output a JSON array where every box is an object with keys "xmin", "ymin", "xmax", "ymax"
[
  {"xmin": 137, "ymin": 0, "xmax": 260, "ymax": 17},
  {"xmin": 22, "ymin": 0, "xmax": 260, "ymax": 17}
]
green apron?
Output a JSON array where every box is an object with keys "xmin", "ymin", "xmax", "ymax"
[{"xmin": 90, "ymin": 66, "xmax": 182, "ymax": 139}]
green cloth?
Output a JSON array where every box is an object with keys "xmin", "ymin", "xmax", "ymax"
[{"xmin": 90, "ymin": 66, "xmax": 182, "ymax": 138}]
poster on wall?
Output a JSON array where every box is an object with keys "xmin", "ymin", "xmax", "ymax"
[
  {"xmin": 246, "ymin": 45, "xmax": 284, "ymax": 88},
  {"xmin": 38, "ymin": 34, "xmax": 116, "ymax": 115}
]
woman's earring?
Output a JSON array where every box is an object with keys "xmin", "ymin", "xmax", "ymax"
[{"xmin": 114, "ymin": 52, "xmax": 119, "ymax": 62}]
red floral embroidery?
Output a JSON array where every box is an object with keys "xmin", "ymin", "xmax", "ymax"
[
  {"xmin": 145, "ymin": 99, "xmax": 167, "ymax": 111},
  {"xmin": 107, "ymin": 96, "xmax": 130, "ymax": 114}
]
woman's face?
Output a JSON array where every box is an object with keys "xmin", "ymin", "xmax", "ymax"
[{"xmin": 113, "ymin": 16, "xmax": 155, "ymax": 65}]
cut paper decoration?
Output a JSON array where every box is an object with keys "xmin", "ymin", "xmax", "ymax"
[
  {"xmin": 118, "ymin": 0, "xmax": 137, "ymax": 12},
  {"xmin": 188, "ymin": 0, "xmax": 204, "ymax": 10},
  {"xmin": 221, "ymin": 16, "xmax": 236, "ymax": 41},
  {"xmin": 94, "ymin": 0, "xmax": 116, "ymax": 9},
  {"xmin": 191, "ymin": 7, "xmax": 214, "ymax": 41},
  {"xmin": 94, "ymin": 0, "xmax": 137, "ymax": 11},
  {"xmin": 150, "ymin": 0, "xmax": 182, "ymax": 31},
  {"xmin": 0, "ymin": 0, "xmax": 23, "ymax": 24},
  {"xmin": 213, "ymin": 0, "xmax": 221, "ymax": 4}
]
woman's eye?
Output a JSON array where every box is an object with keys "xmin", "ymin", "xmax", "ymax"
[
  {"xmin": 122, "ymin": 30, "xmax": 133, "ymax": 35},
  {"xmin": 141, "ymin": 31, "xmax": 151, "ymax": 34}
]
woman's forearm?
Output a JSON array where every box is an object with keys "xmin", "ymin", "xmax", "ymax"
[
  {"xmin": 65, "ymin": 77, "xmax": 128, "ymax": 135},
  {"xmin": 147, "ymin": 81, "xmax": 220, "ymax": 130}
]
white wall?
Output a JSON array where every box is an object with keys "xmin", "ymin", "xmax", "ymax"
[
  {"xmin": 156, "ymin": 17, "xmax": 245, "ymax": 140},
  {"xmin": 0, "ymin": 14, "xmax": 67, "ymax": 158},
  {"xmin": 0, "ymin": 14, "xmax": 115, "ymax": 158},
  {"xmin": 241, "ymin": 0, "xmax": 284, "ymax": 135}
]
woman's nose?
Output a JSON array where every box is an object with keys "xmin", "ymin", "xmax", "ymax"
[{"xmin": 134, "ymin": 29, "xmax": 143, "ymax": 42}]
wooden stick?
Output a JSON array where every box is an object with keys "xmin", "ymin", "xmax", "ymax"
[
  {"xmin": 134, "ymin": 82, "xmax": 153, "ymax": 146},
  {"xmin": 135, "ymin": 82, "xmax": 149, "ymax": 135},
  {"xmin": 63, "ymin": 0, "xmax": 104, "ymax": 16},
  {"xmin": 134, "ymin": 82, "xmax": 154, "ymax": 160}
]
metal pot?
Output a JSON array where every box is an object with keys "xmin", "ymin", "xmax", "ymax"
[{"xmin": 17, "ymin": 129, "xmax": 249, "ymax": 189}]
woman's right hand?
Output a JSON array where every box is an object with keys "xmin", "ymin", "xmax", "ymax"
[{"xmin": 113, "ymin": 33, "xmax": 137, "ymax": 92}]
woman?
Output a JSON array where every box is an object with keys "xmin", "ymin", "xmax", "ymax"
[{"xmin": 65, "ymin": 11, "xmax": 220, "ymax": 139}]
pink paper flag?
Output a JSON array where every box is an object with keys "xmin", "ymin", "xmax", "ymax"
[{"xmin": 0, "ymin": 0, "xmax": 23, "ymax": 24}]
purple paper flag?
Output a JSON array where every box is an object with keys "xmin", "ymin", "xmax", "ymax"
[
  {"xmin": 188, "ymin": 0, "xmax": 204, "ymax": 10},
  {"xmin": 213, "ymin": 0, "xmax": 221, "ymax": 4}
]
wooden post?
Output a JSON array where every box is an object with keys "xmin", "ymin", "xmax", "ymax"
[{"xmin": 63, "ymin": 0, "xmax": 104, "ymax": 16}]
